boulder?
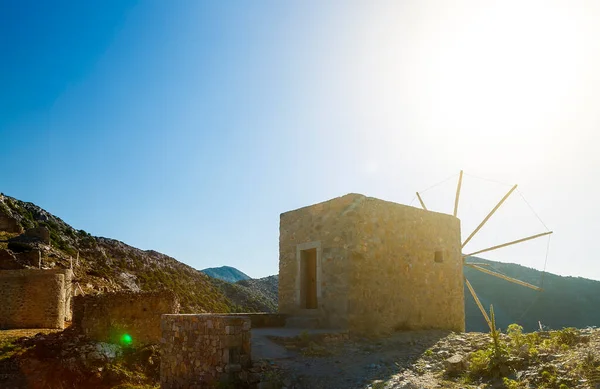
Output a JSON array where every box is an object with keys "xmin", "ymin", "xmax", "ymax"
[
  {"xmin": 22, "ymin": 227, "xmax": 50, "ymax": 244},
  {"xmin": 444, "ymin": 354, "xmax": 467, "ymax": 376}
]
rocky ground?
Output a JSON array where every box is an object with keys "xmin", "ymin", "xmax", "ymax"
[
  {"xmin": 0, "ymin": 328, "xmax": 160, "ymax": 389},
  {"xmin": 1, "ymin": 326, "xmax": 599, "ymax": 388},
  {"xmin": 255, "ymin": 327, "xmax": 600, "ymax": 389}
]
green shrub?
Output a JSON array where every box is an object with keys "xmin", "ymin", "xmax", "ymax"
[{"xmin": 467, "ymin": 305, "xmax": 511, "ymax": 379}]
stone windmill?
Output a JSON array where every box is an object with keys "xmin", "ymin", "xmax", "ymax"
[{"xmin": 415, "ymin": 170, "xmax": 553, "ymax": 331}]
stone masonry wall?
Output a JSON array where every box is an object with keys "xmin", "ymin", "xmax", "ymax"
[
  {"xmin": 44, "ymin": 268, "xmax": 73, "ymax": 321},
  {"xmin": 279, "ymin": 194, "xmax": 365, "ymax": 329},
  {"xmin": 347, "ymin": 196, "xmax": 464, "ymax": 334},
  {"xmin": 74, "ymin": 290, "xmax": 179, "ymax": 345},
  {"xmin": 0, "ymin": 208, "xmax": 22, "ymax": 233},
  {"xmin": 160, "ymin": 314, "xmax": 251, "ymax": 389},
  {"xmin": 279, "ymin": 193, "xmax": 465, "ymax": 334},
  {"xmin": 0, "ymin": 271, "xmax": 65, "ymax": 329}
]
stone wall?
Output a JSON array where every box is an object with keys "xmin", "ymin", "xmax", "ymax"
[
  {"xmin": 279, "ymin": 194, "xmax": 361, "ymax": 329},
  {"xmin": 225, "ymin": 313, "xmax": 287, "ymax": 328},
  {"xmin": 0, "ymin": 208, "xmax": 22, "ymax": 234},
  {"xmin": 279, "ymin": 193, "xmax": 465, "ymax": 335},
  {"xmin": 160, "ymin": 314, "xmax": 251, "ymax": 388},
  {"xmin": 46, "ymin": 268, "xmax": 73, "ymax": 322},
  {"xmin": 347, "ymin": 196, "xmax": 464, "ymax": 334},
  {"xmin": 74, "ymin": 290, "xmax": 179, "ymax": 345},
  {"xmin": 0, "ymin": 249, "xmax": 24, "ymax": 270},
  {"xmin": 0, "ymin": 270, "xmax": 66, "ymax": 329}
]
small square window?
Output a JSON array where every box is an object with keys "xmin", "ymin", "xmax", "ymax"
[{"xmin": 434, "ymin": 250, "xmax": 444, "ymax": 263}]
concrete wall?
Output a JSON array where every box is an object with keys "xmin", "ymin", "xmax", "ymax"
[
  {"xmin": 279, "ymin": 193, "xmax": 465, "ymax": 334},
  {"xmin": 160, "ymin": 314, "xmax": 251, "ymax": 388},
  {"xmin": 0, "ymin": 271, "xmax": 65, "ymax": 329},
  {"xmin": 74, "ymin": 290, "xmax": 179, "ymax": 345}
]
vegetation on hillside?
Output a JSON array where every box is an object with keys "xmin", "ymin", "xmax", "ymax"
[
  {"xmin": 201, "ymin": 265, "xmax": 251, "ymax": 283},
  {"xmin": 0, "ymin": 194, "xmax": 263, "ymax": 314},
  {"xmin": 457, "ymin": 306, "xmax": 600, "ymax": 388},
  {"xmin": 464, "ymin": 258, "xmax": 600, "ymax": 332},
  {"xmin": 209, "ymin": 275, "xmax": 278, "ymax": 312}
]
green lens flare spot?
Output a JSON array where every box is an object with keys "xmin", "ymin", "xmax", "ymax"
[{"xmin": 121, "ymin": 333, "xmax": 133, "ymax": 345}]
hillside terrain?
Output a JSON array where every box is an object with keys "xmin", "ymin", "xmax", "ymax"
[
  {"xmin": 209, "ymin": 275, "xmax": 279, "ymax": 312},
  {"xmin": 201, "ymin": 265, "xmax": 251, "ymax": 282},
  {"xmin": 2, "ymin": 192, "xmax": 599, "ymax": 332},
  {"xmin": 0, "ymin": 193, "xmax": 266, "ymax": 314},
  {"xmin": 464, "ymin": 258, "xmax": 600, "ymax": 332},
  {"xmin": 211, "ymin": 259, "xmax": 600, "ymax": 332}
]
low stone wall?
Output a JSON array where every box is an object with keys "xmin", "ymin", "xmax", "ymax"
[
  {"xmin": 160, "ymin": 314, "xmax": 251, "ymax": 388},
  {"xmin": 45, "ymin": 268, "xmax": 73, "ymax": 321},
  {"xmin": 0, "ymin": 271, "xmax": 65, "ymax": 329},
  {"xmin": 0, "ymin": 209, "xmax": 22, "ymax": 233},
  {"xmin": 226, "ymin": 313, "xmax": 287, "ymax": 328},
  {"xmin": 74, "ymin": 290, "xmax": 179, "ymax": 345}
]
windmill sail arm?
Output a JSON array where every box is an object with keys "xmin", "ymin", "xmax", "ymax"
[
  {"xmin": 465, "ymin": 264, "xmax": 543, "ymax": 291},
  {"xmin": 462, "ymin": 184, "xmax": 518, "ymax": 248},
  {"xmin": 463, "ymin": 231, "xmax": 553, "ymax": 258},
  {"xmin": 416, "ymin": 192, "xmax": 427, "ymax": 210},
  {"xmin": 453, "ymin": 170, "xmax": 463, "ymax": 217},
  {"xmin": 465, "ymin": 277, "xmax": 493, "ymax": 331}
]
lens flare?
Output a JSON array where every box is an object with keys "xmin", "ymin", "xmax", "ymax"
[{"xmin": 121, "ymin": 333, "xmax": 133, "ymax": 345}]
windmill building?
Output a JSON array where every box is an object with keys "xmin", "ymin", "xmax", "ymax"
[{"xmin": 278, "ymin": 193, "xmax": 465, "ymax": 334}]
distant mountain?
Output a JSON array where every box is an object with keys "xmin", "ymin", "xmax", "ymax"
[
  {"xmin": 465, "ymin": 257, "xmax": 600, "ymax": 332},
  {"xmin": 209, "ymin": 275, "xmax": 278, "ymax": 313},
  {"xmin": 201, "ymin": 266, "xmax": 251, "ymax": 283},
  {"xmin": 204, "ymin": 260, "xmax": 600, "ymax": 333}
]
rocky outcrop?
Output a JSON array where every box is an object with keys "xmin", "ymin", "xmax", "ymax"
[{"xmin": 21, "ymin": 227, "xmax": 50, "ymax": 244}]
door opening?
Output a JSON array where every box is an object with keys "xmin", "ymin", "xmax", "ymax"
[{"xmin": 300, "ymin": 248, "xmax": 318, "ymax": 309}]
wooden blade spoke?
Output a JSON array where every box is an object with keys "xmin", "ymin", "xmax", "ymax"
[
  {"xmin": 453, "ymin": 170, "xmax": 463, "ymax": 217},
  {"xmin": 462, "ymin": 184, "xmax": 517, "ymax": 249},
  {"xmin": 462, "ymin": 231, "xmax": 553, "ymax": 258},
  {"xmin": 416, "ymin": 192, "xmax": 428, "ymax": 210},
  {"xmin": 465, "ymin": 264, "xmax": 542, "ymax": 291},
  {"xmin": 465, "ymin": 277, "xmax": 493, "ymax": 331}
]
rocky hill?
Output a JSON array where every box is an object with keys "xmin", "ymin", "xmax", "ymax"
[
  {"xmin": 0, "ymin": 193, "xmax": 264, "ymax": 314},
  {"xmin": 464, "ymin": 258, "xmax": 600, "ymax": 332},
  {"xmin": 201, "ymin": 265, "xmax": 251, "ymax": 283},
  {"xmin": 208, "ymin": 275, "xmax": 279, "ymax": 312}
]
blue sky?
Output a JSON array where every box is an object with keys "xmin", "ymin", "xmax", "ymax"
[{"xmin": 2, "ymin": 1, "xmax": 600, "ymax": 280}]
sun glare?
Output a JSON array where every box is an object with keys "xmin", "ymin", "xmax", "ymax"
[
  {"xmin": 419, "ymin": 2, "xmax": 584, "ymax": 134},
  {"xmin": 349, "ymin": 1, "xmax": 599, "ymax": 173}
]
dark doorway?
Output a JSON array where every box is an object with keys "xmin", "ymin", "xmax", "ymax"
[{"xmin": 300, "ymin": 248, "xmax": 318, "ymax": 309}]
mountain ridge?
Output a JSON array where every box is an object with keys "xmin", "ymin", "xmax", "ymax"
[{"xmin": 201, "ymin": 265, "xmax": 251, "ymax": 283}]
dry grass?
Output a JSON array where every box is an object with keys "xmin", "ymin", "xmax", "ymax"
[{"xmin": 0, "ymin": 328, "xmax": 63, "ymax": 343}]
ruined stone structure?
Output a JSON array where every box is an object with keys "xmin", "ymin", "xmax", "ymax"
[
  {"xmin": 73, "ymin": 290, "xmax": 180, "ymax": 345},
  {"xmin": 0, "ymin": 208, "xmax": 22, "ymax": 233},
  {"xmin": 279, "ymin": 193, "xmax": 465, "ymax": 335},
  {"xmin": 0, "ymin": 268, "xmax": 73, "ymax": 329},
  {"xmin": 160, "ymin": 314, "xmax": 251, "ymax": 388}
]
